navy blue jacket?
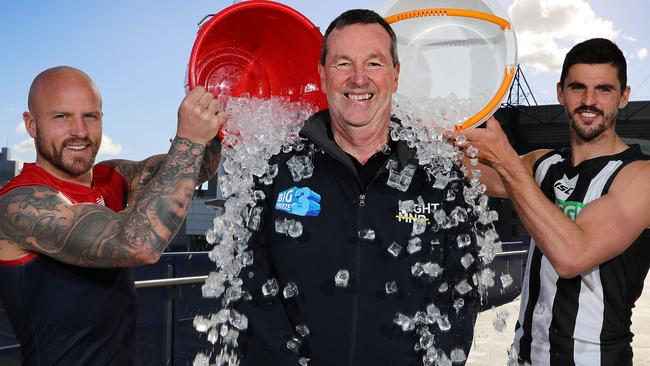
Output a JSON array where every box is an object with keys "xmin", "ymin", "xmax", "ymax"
[{"xmin": 239, "ymin": 110, "xmax": 480, "ymax": 366}]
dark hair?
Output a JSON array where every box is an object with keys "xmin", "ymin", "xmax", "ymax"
[
  {"xmin": 320, "ymin": 9, "xmax": 399, "ymax": 67},
  {"xmin": 559, "ymin": 38, "xmax": 627, "ymax": 93}
]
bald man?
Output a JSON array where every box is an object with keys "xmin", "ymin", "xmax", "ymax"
[{"xmin": 0, "ymin": 66, "xmax": 223, "ymax": 365}]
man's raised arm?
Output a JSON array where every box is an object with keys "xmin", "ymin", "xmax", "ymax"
[{"xmin": 0, "ymin": 87, "xmax": 223, "ymax": 267}]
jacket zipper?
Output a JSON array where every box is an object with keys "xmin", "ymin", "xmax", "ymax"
[{"xmin": 348, "ymin": 191, "xmax": 366, "ymax": 366}]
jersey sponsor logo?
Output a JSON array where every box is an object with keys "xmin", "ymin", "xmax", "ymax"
[
  {"xmin": 395, "ymin": 202, "xmax": 439, "ymax": 224},
  {"xmin": 553, "ymin": 174, "xmax": 579, "ymax": 201},
  {"xmin": 96, "ymin": 196, "xmax": 106, "ymax": 206},
  {"xmin": 555, "ymin": 198, "xmax": 586, "ymax": 221},
  {"xmin": 275, "ymin": 187, "xmax": 321, "ymax": 216}
]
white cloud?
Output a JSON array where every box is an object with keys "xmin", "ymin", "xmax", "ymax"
[
  {"xmin": 509, "ymin": 0, "xmax": 620, "ymax": 72},
  {"xmin": 98, "ymin": 134, "xmax": 122, "ymax": 155},
  {"xmin": 637, "ymin": 48, "xmax": 648, "ymax": 60},
  {"xmin": 13, "ymin": 138, "xmax": 34, "ymax": 153},
  {"xmin": 621, "ymin": 34, "xmax": 637, "ymax": 42},
  {"xmin": 11, "ymin": 134, "xmax": 122, "ymax": 156},
  {"xmin": 15, "ymin": 122, "xmax": 26, "ymax": 133}
]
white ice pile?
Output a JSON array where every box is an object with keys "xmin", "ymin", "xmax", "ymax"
[{"xmin": 194, "ymin": 96, "xmax": 315, "ymax": 366}]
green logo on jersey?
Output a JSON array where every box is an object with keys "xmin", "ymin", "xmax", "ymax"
[{"xmin": 555, "ymin": 199, "xmax": 586, "ymax": 221}]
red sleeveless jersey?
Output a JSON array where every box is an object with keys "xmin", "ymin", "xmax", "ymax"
[
  {"xmin": 0, "ymin": 163, "xmax": 138, "ymax": 365},
  {"xmin": 0, "ymin": 162, "xmax": 128, "ymax": 211}
]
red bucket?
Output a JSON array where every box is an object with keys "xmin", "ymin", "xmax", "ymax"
[{"xmin": 188, "ymin": 0, "xmax": 328, "ymax": 113}]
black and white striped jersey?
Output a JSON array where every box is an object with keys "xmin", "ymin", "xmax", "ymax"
[{"xmin": 513, "ymin": 147, "xmax": 650, "ymax": 366}]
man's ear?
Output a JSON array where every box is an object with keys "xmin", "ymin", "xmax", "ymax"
[
  {"xmin": 556, "ymin": 82, "xmax": 565, "ymax": 106},
  {"xmin": 23, "ymin": 111, "xmax": 37, "ymax": 138},
  {"xmin": 618, "ymin": 85, "xmax": 631, "ymax": 109},
  {"xmin": 318, "ymin": 63, "xmax": 326, "ymax": 91}
]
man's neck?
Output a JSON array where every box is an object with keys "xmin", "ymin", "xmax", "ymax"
[
  {"xmin": 35, "ymin": 158, "xmax": 93, "ymax": 187},
  {"xmin": 331, "ymin": 120, "xmax": 389, "ymax": 165},
  {"xmin": 570, "ymin": 131, "xmax": 629, "ymax": 166}
]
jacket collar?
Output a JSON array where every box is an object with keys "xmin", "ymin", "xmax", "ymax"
[{"xmin": 300, "ymin": 109, "xmax": 416, "ymax": 170}]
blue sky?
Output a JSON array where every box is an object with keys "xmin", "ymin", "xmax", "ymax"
[{"xmin": 1, "ymin": 0, "xmax": 649, "ymax": 163}]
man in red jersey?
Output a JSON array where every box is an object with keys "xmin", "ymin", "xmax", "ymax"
[{"xmin": 0, "ymin": 66, "xmax": 222, "ymax": 365}]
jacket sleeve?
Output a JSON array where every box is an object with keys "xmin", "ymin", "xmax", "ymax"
[{"xmin": 235, "ymin": 185, "xmax": 301, "ymax": 365}]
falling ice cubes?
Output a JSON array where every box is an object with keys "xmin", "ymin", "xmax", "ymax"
[
  {"xmin": 275, "ymin": 218, "xmax": 303, "ymax": 238},
  {"xmin": 386, "ymin": 164, "xmax": 416, "ymax": 192},
  {"xmin": 283, "ymin": 282, "xmax": 299, "ymax": 299},
  {"xmin": 393, "ymin": 312, "xmax": 415, "ymax": 332},
  {"xmin": 453, "ymin": 298, "xmax": 465, "ymax": 313},
  {"xmin": 500, "ymin": 273, "xmax": 513, "ymax": 289},
  {"xmin": 298, "ymin": 357, "xmax": 310, "ymax": 366},
  {"xmin": 287, "ymin": 156, "xmax": 305, "ymax": 182},
  {"xmin": 437, "ymin": 314, "xmax": 451, "ymax": 332},
  {"xmin": 275, "ymin": 219, "xmax": 288, "ymax": 235},
  {"xmin": 295, "ymin": 324, "xmax": 310, "ymax": 338},
  {"xmin": 385, "ymin": 281, "xmax": 398, "ymax": 294},
  {"xmin": 492, "ymin": 311, "xmax": 509, "ymax": 333},
  {"xmin": 456, "ymin": 234, "xmax": 471, "ymax": 248},
  {"xmin": 455, "ymin": 134, "xmax": 467, "ymax": 145},
  {"xmin": 358, "ymin": 228, "xmax": 376, "ymax": 241},
  {"xmin": 335, "ymin": 269, "xmax": 350, "ymax": 288},
  {"xmin": 466, "ymin": 145, "xmax": 478, "ymax": 159},
  {"xmin": 450, "ymin": 207, "xmax": 468, "ymax": 222},
  {"xmin": 387, "ymin": 242, "xmax": 403, "ymax": 257},
  {"xmin": 450, "ymin": 348, "xmax": 467, "ymax": 363},
  {"xmin": 287, "ymin": 220, "xmax": 303, "ymax": 239},
  {"xmin": 455, "ymin": 279, "xmax": 473, "ymax": 295},
  {"xmin": 411, "ymin": 218, "xmax": 427, "ymax": 236},
  {"xmin": 262, "ymin": 278, "xmax": 279, "ymax": 297},
  {"xmin": 193, "ymin": 353, "xmax": 210, "ymax": 366},
  {"xmin": 438, "ymin": 282, "xmax": 449, "ymax": 293},
  {"xmin": 398, "ymin": 199, "xmax": 416, "ymax": 212},
  {"xmin": 407, "ymin": 237, "xmax": 422, "ymax": 254},
  {"xmin": 229, "ymin": 309, "xmax": 248, "ymax": 331},
  {"xmin": 193, "ymin": 315, "xmax": 212, "ymax": 333},
  {"xmin": 286, "ymin": 336, "xmax": 302, "ymax": 354},
  {"xmin": 460, "ymin": 253, "xmax": 475, "ymax": 269},
  {"xmin": 411, "ymin": 262, "xmax": 425, "ymax": 277},
  {"xmin": 423, "ymin": 262, "xmax": 443, "ymax": 278}
]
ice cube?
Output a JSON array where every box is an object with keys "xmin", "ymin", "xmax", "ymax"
[
  {"xmin": 358, "ymin": 228, "xmax": 376, "ymax": 240},
  {"xmin": 501, "ymin": 273, "xmax": 513, "ymax": 289},
  {"xmin": 262, "ymin": 278, "xmax": 279, "ymax": 297},
  {"xmin": 456, "ymin": 234, "xmax": 471, "ymax": 248},
  {"xmin": 283, "ymin": 282, "xmax": 299, "ymax": 299},
  {"xmin": 387, "ymin": 242, "xmax": 403, "ymax": 257},
  {"xmin": 450, "ymin": 348, "xmax": 467, "ymax": 363},
  {"xmin": 455, "ymin": 279, "xmax": 473, "ymax": 295},
  {"xmin": 287, "ymin": 220, "xmax": 303, "ymax": 238},
  {"xmin": 411, "ymin": 218, "xmax": 427, "ymax": 236},
  {"xmin": 296, "ymin": 324, "xmax": 310, "ymax": 338},
  {"xmin": 460, "ymin": 253, "xmax": 475, "ymax": 269},
  {"xmin": 407, "ymin": 237, "xmax": 422, "ymax": 254},
  {"xmin": 335, "ymin": 269, "xmax": 350, "ymax": 288},
  {"xmin": 385, "ymin": 281, "xmax": 398, "ymax": 294}
]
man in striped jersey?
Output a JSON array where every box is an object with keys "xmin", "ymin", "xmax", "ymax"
[{"xmin": 458, "ymin": 38, "xmax": 650, "ymax": 365}]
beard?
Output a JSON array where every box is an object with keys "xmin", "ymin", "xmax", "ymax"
[
  {"xmin": 567, "ymin": 105, "xmax": 616, "ymax": 143},
  {"xmin": 34, "ymin": 132, "xmax": 99, "ymax": 178}
]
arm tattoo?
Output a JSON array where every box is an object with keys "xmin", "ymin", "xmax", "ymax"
[
  {"xmin": 0, "ymin": 137, "xmax": 205, "ymax": 267},
  {"xmin": 198, "ymin": 138, "xmax": 222, "ymax": 184}
]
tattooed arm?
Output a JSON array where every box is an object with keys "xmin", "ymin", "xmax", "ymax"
[
  {"xmin": 0, "ymin": 86, "xmax": 223, "ymax": 267},
  {"xmin": 102, "ymin": 138, "xmax": 221, "ymax": 205}
]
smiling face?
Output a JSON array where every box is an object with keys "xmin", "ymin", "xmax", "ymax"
[
  {"xmin": 557, "ymin": 63, "xmax": 630, "ymax": 143},
  {"xmin": 24, "ymin": 68, "xmax": 103, "ymax": 183},
  {"xmin": 318, "ymin": 23, "xmax": 399, "ymax": 133}
]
